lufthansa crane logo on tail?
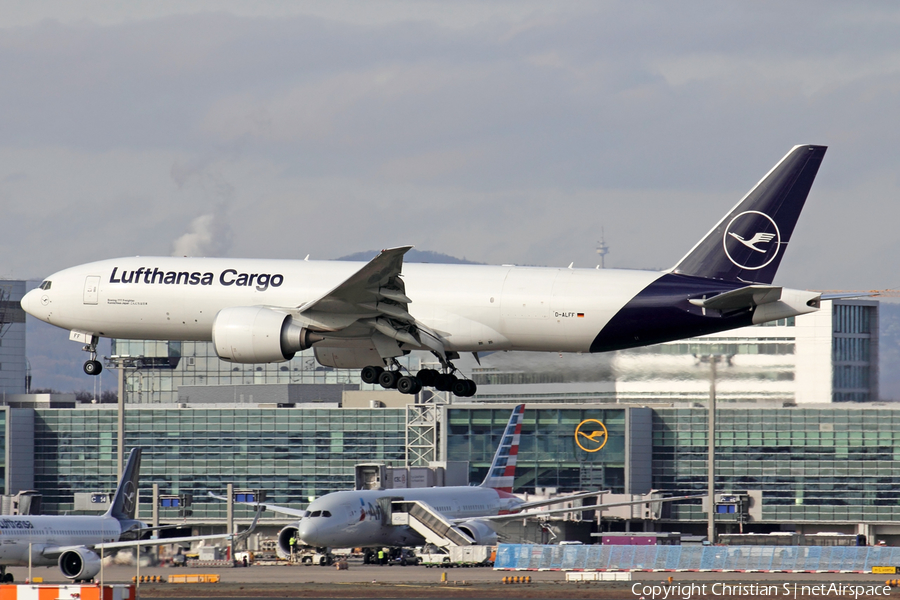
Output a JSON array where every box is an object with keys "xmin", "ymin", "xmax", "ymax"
[
  {"xmin": 722, "ymin": 211, "xmax": 781, "ymax": 270},
  {"xmin": 575, "ymin": 419, "xmax": 608, "ymax": 453},
  {"xmin": 123, "ymin": 481, "xmax": 136, "ymax": 514}
]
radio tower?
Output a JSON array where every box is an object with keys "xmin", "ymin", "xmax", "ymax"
[{"xmin": 596, "ymin": 228, "xmax": 610, "ymax": 269}]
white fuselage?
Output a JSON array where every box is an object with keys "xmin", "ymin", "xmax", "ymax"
[
  {"xmin": 0, "ymin": 515, "xmax": 121, "ymax": 567},
  {"xmin": 21, "ymin": 256, "xmax": 659, "ymax": 353},
  {"xmin": 296, "ymin": 486, "xmax": 521, "ymax": 548}
]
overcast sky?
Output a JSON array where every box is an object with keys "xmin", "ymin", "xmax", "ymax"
[
  {"xmin": 4, "ymin": 2, "xmax": 900, "ymax": 392},
  {"xmin": 2, "ymin": 1, "xmax": 898, "ymax": 291}
]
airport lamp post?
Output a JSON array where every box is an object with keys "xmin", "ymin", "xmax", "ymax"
[
  {"xmin": 708, "ymin": 356, "xmax": 718, "ymax": 545},
  {"xmin": 698, "ymin": 354, "xmax": 729, "ymax": 545},
  {"xmin": 106, "ymin": 355, "xmax": 142, "ymax": 476}
]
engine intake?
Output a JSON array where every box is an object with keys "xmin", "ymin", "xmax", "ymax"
[
  {"xmin": 59, "ymin": 547, "xmax": 102, "ymax": 581},
  {"xmin": 213, "ymin": 307, "xmax": 323, "ymax": 363},
  {"xmin": 456, "ymin": 520, "xmax": 499, "ymax": 546},
  {"xmin": 277, "ymin": 523, "xmax": 302, "ymax": 559}
]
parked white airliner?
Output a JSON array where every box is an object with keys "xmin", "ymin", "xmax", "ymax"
[
  {"xmin": 221, "ymin": 405, "xmax": 701, "ymax": 559},
  {"xmin": 22, "ymin": 145, "xmax": 833, "ymax": 397},
  {"xmin": 0, "ymin": 449, "xmax": 251, "ymax": 583}
]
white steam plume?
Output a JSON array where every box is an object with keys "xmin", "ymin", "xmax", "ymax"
[{"xmin": 171, "ymin": 204, "xmax": 233, "ymax": 257}]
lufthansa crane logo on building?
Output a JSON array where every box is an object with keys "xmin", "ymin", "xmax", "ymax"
[
  {"xmin": 575, "ymin": 419, "xmax": 608, "ymax": 453},
  {"xmin": 722, "ymin": 210, "xmax": 781, "ymax": 271}
]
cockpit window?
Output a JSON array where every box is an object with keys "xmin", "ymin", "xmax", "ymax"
[
  {"xmin": 39, "ymin": 281, "xmax": 52, "ymax": 290},
  {"xmin": 322, "ymin": 511, "xmax": 332, "ymax": 517},
  {"xmin": 309, "ymin": 510, "xmax": 321, "ymax": 517}
]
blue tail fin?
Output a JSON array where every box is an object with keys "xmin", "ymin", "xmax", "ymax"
[
  {"xmin": 105, "ymin": 448, "xmax": 141, "ymax": 521},
  {"xmin": 672, "ymin": 145, "xmax": 826, "ymax": 284},
  {"xmin": 480, "ymin": 404, "xmax": 525, "ymax": 492}
]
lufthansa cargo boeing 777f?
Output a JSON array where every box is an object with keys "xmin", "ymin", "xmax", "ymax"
[{"xmin": 23, "ymin": 145, "xmax": 833, "ymax": 397}]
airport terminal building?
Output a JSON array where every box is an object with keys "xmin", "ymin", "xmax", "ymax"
[
  {"xmin": 1, "ymin": 298, "xmax": 893, "ymax": 542},
  {"xmin": 3, "ymin": 399, "xmax": 900, "ymax": 543}
]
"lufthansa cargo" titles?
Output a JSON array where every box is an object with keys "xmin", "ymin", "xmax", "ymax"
[{"xmin": 109, "ymin": 267, "xmax": 284, "ymax": 291}]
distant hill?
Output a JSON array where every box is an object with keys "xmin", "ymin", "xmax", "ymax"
[{"xmin": 336, "ymin": 249, "xmax": 483, "ymax": 264}]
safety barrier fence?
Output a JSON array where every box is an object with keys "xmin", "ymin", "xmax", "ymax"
[{"xmin": 494, "ymin": 544, "xmax": 900, "ymax": 573}]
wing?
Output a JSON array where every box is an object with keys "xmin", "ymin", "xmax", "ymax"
[
  {"xmin": 288, "ymin": 246, "xmax": 449, "ymax": 358},
  {"xmin": 37, "ymin": 531, "xmax": 240, "ymax": 559},
  {"xmin": 462, "ymin": 493, "xmax": 706, "ymax": 524},
  {"xmin": 208, "ymin": 491, "xmax": 309, "ymax": 518}
]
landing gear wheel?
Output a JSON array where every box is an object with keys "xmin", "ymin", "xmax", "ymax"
[
  {"xmin": 1, "ymin": 572, "xmax": 12, "ymax": 583},
  {"xmin": 378, "ymin": 370, "xmax": 401, "ymax": 389},
  {"xmin": 416, "ymin": 369, "xmax": 439, "ymax": 387},
  {"xmin": 451, "ymin": 378, "xmax": 470, "ymax": 397},
  {"xmin": 452, "ymin": 379, "xmax": 477, "ymax": 397},
  {"xmin": 435, "ymin": 373, "xmax": 457, "ymax": 392},
  {"xmin": 397, "ymin": 376, "xmax": 422, "ymax": 395},
  {"xmin": 360, "ymin": 365, "xmax": 384, "ymax": 384},
  {"xmin": 83, "ymin": 360, "xmax": 102, "ymax": 376}
]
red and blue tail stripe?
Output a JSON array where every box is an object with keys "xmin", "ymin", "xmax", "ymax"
[{"xmin": 480, "ymin": 404, "xmax": 525, "ymax": 493}]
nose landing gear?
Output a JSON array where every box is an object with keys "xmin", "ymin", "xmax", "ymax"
[{"xmin": 82, "ymin": 336, "xmax": 103, "ymax": 376}]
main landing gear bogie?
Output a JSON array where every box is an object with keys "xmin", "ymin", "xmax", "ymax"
[{"xmin": 360, "ymin": 365, "xmax": 476, "ymax": 397}]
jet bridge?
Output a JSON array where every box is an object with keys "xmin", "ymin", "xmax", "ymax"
[{"xmin": 389, "ymin": 500, "xmax": 475, "ymax": 547}]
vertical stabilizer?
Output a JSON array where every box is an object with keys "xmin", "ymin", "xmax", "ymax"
[
  {"xmin": 480, "ymin": 404, "xmax": 525, "ymax": 492},
  {"xmin": 672, "ymin": 145, "xmax": 826, "ymax": 284},
  {"xmin": 106, "ymin": 448, "xmax": 141, "ymax": 521}
]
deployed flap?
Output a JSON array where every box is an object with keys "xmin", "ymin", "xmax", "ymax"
[{"xmin": 689, "ymin": 285, "xmax": 782, "ymax": 311}]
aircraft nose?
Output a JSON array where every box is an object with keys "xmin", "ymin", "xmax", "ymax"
[
  {"xmin": 296, "ymin": 519, "xmax": 318, "ymax": 545},
  {"xmin": 20, "ymin": 288, "xmax": 43, "ymax": 317}
]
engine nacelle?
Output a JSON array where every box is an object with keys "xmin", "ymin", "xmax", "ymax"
[
  {"xmin": 59, "ymin": 547, "xmax": 102, "ymax": 581},
  {"xmin": 277, "ymin": 522, "xmax": 302, "ymax": 559},
  {"xmin": 457, "ymin": 520, "xmax": 499, "ymax": 546},
  {"xmin": 212, "ymin": 307, "xmax": 322, "ymax": 363}
]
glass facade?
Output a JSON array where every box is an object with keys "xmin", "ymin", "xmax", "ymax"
[
  {"xmin": 33, "ymin": 407, "xmax": 406, "ymax": 518},
  {"xmin": 832, "ymin": 303, "xmax": 878, "ymax": 403},
  {"xmin": 446, "ymin": 406, "xmax": 628, "ymax": 493},
  {"xmin": 109, "ymin": 340, "xmax": 419, "ymax": 404},
  {"xmin": 653, "ymin": 407, "xmax": 900, "ymax": 522}
]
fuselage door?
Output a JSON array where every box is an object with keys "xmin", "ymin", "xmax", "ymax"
[{"xmin": 83, "ymin": 276, "xmax": 100, "ymax": 305}]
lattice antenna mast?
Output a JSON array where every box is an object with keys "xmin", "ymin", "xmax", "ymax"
[{"xmin": 0, "ymin": 285, "xmax": 11, "ymax": 340}]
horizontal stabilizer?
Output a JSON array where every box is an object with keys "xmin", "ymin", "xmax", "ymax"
[
  {"xmin": 689, "ymin": 285, "xmax": 782, "ymax": 311},
  {"xmin": 819, "ymin": 292, "xmax": 880, "ymax": 301}
]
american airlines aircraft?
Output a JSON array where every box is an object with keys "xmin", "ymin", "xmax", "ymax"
[
  {"xmin": 0, "ymin": 449, "xmax": 251, "ymax": 583},
  {"xmin": 221, "ymin": 405, "xmax": 700, "ymax": 559},
  {"xmin": 22, "ymin": 145, "xmax": 830, "ymax": 397}
]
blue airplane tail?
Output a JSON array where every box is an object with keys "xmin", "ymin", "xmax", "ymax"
[
  {"xmin": 672, "ymin": 145, "xmax": 826, "ymax": 284},
  {"xmin": 106, "ymin": 448, "xmax": 141, "ymax": 521}
]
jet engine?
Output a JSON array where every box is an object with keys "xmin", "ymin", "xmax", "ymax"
[
  {"xmin": 457, "ymin": 520, "xmax": 499, "ymax": 546},
  {"xmin": 58, "ymin": 547, "xmax": 102, "ymax": 581},
  {"xmin": 212, "ymin": 307, "xmax": 322, "ymax": 363},
  {"xmin": 277, "ymin": 522, "xmax": 302, "ymax": 559}
]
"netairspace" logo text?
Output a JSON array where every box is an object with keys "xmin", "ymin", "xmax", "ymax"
[{"xmin": 631, "ymin": 582, "xmax": 891, "ymax": 599}]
